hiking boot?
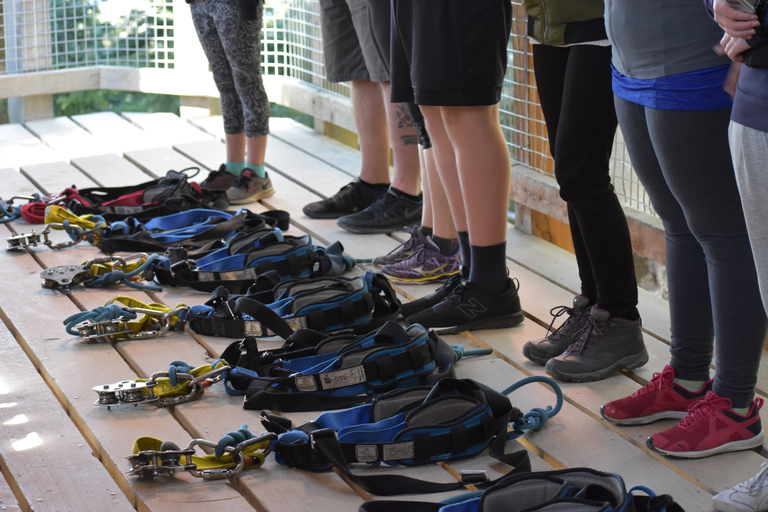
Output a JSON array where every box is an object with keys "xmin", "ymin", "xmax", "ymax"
[
  {"xmin": 337, "ymin": 189, "xmax": 422, "ymax": 234},
  {"xmin": 226, "ymin": 169, "xmax": 276, "ymax": 204},
  {"xmin": 522, "ymin": 295, "xmax": 591, "ymax": 365},
  {"xmin": 399, "ymin": 272, "xmax": 464, "ymax": 318},
  {"xmin": 200, "ymin": 164, "xmax": 238, "ymax": 191},
  {"xmin": 601, "ymin": 365, "xmax": 712, "ymax": 425},
  {"xmin": 544, "ymin": 307, "xmax": 648, "ymax": 383},
  {"xmin": 303, "ymin": 179, "xmax": 387, "ymax": 219},
  {"xmin": 713, "ymin": 460, "xmax": 768, "ymax": 512},
  {"xmin": 382, "ymin": 237, "xmax": 460, "ymax": 284},
  {"xmin": 647, "ymin": 391, "xmax": 764, "ymax": 458},
  {"xmin": 373, "ymin": 226, "xmax": 426, "ymax": 268},
  {"xmin": 405, "ymin": 278, "xmax": 524, "ymax": 335}
]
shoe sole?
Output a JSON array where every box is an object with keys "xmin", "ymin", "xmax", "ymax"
[
  {"xmin": 544, "ymin": 348, "xmax": 649, "ymax": 383},
  {"xmin": 647, "ymin": 429, "xmax": 765, "ymax": 458},
  {"xmin": 384, "ymin": 270, "xmax": 460, "ymax": 285},
  {"xmin": 228, "ymin": 187, "xmax": 276, "ymax": 205},
  {"xmin": 599, "ymin": 406, "xmax": 689, "ymax": 426},
  {"xmin": 337, "ymin": 218, "xmax": 421, "ymax": 234},
  {"xmin": 303, "ymin": 210, "xmax": 348, "ymax": 219},
  {"xmin": 428, "ymin": 310, "xmax": 525, "ymax": 335}
]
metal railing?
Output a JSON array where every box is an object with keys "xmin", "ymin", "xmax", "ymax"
[{"xmin": 0, "ymin": 0, "xmax": 653, "ymax": 215}]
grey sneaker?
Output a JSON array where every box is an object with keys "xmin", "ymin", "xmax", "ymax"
[
  {"xmin": 337, "ymin": 189, "xmax": 422, "ymax": 234},
  {"xmin": 544, "ymin": 307, "xmax": 648, "ymax": 382},
  {"xmin": 522, "ymin": 295, "xmax": 591, "ymax": 365},
  {"xmin": 200, "ymin": 164, "xmax": 238, "ymax": 191},
  {"xmin": 382, "ymin": 236, "xmax": 460, "ymax": 284},
  {"xmin": 303, "ymin": 179, "xmax": 387, "ymax": 219},
  {"xmin": 226, "ymin": 169, "xmax": 275, "ymax": 204},
  {"xmin": 373, "ymin": 226, "xmax": 426, "ymax": 268}
]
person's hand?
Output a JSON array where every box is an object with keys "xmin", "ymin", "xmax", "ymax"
[
  {"xmin": 713, "ymin": 0, "xmax": 760, "ymax": 38},
  {"xmin": 719, "ymin": 32, "xmax": 753, "ymax": 61}
]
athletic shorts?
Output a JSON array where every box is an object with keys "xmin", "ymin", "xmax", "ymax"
[
  {"xmin": 390, "ymin": 0, "xmax": 513, "ymax": 106},
  {"xmin": 319, "ymin": 0, "xmax": 390, "ymax": 83}
]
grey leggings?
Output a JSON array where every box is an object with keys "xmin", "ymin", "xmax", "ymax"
[
  {"xmin": 615, "ymin": 96, "xmax": 768, "ymax": 408},
  {"xmin": 190, "ymin": 0, "xmax": 270, "ymax": 137}
]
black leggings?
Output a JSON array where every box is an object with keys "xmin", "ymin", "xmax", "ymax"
[
  {"xmin": 615, "ymin": 96, "xmax": 768, "ymax": 408},
  {"xmin": 533, "ymin": 44, "xmax": 638, "ymax": 319}
]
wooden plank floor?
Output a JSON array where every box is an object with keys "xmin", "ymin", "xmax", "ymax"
[{"xmin": 0, "ymin": 112, "xmax": 763, "ymax": 511}]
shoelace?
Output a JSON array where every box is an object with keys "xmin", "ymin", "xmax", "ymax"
[
  {"xmin": 381, "ymin": 226, "xmax": 422, "ymax": 258},
  {"xmin": 233, "ymin": 171, "xmax": 255, "ymax": 189},
  {"xmin": 545, "ymin": 305, "xmax": 578, "ymax": 341},
  {"xmin": 631, "ymin": 366, "xmax": 675, "ymax": 398},
  {"xmin": 564, "ymin": 315, "xmax": 603, "ymax": 355},
  {"xmin": 678, "ymin": 391, "xmax": 732, "ymax": 428},
  {"xmin": 742, "ymin": 460, "xmax": 768, "ymax": 495},
  {"xmin": 366, "ymin": 191, "xmax": 399, "ymax": 217}
]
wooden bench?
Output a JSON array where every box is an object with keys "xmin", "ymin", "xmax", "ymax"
[{"xmin": 0, "ymin": 112, "xmax": 762, "ymax": 511}]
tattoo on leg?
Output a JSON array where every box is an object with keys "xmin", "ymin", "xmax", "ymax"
[
  {"xmin": 402, "ymin": 135, "xmax": 419, "ymax": 146},
  {"xmin": 396, "ymin": 103, "xmax": 414, "ymax": 129}
]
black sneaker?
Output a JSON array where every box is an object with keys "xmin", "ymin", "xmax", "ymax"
[
  {"xmin": 405, "ymin": 278, "xmax": 524, "ymax": 335},
  {"xmin": 303, "ymin": 179, "xmax": 387, "ymax": 219},
  {"xmin": 200, "ymin": 164, "xmax": 238, "ymax": 191},
  {"xmin": 336, "ymin": 189, "xmax": 422, "ymax": 234},
  {"xmin": 544, "ymin": 307, "xmax": 648, "ymax": 383},
  {"xmin": 522, "ymin": 295, "xmax": 591, "ymax": 365},
  {"xmin": 400, "ymin": 272, "xmax": 464, "ymax": 318}
]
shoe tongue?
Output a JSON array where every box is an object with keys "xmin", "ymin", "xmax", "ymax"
[
  {"xmin": 423, "ymin": 236, "xmax": 439, "ymax": 252},
  {"xmin": 591, "ymin": 307, "xmax": 610, "ymax": 323}
]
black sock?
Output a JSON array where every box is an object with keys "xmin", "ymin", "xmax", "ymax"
[
  {"xmin": 390, "ymin": 187, "xmax": 423, "ymax": 203},
  {"xmin": 458, "ymin": 232, "xmax": 471, "ymax": 275},
  {"xmin": 431, "ymin": 235, "xmax": 459, "ymax": 256},
  {"xmin": 469, "ymin": 241, "xmax": 508, "ymax": 296},
  {"xmin": 359, "ymin": 178, "xmax": 390, "ymax": 193},
  {"xmin": 420, "ymin": 226, "xmax": 433, "ymax": 238}
]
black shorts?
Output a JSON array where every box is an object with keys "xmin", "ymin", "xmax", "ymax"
[{"xmin": 390, "ymin": 0, "xmax": 512, "ymax": 106}]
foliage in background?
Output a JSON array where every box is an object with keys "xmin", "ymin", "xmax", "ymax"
[{"xmin": 53, "ymin": 90, "xmax": 179, "ymax": 117}]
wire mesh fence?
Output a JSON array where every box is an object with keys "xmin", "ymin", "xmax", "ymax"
[{"xmin": 0, "ymin": 0, "xmax": 653, "ymax": 215}]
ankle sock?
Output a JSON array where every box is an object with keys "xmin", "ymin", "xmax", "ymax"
[
  {"xmin": 731, "ymin": 405, "xmax": 751, "ymax": 415},
  {"xmin": 458, "ymin": 231, "xmax": 471, "ymax": 270},
  {"xmin": 420, "ymin": 226, "xmax": 433, "ymax": 238},
  {"xmin": 673, "ymin": 378, "xmax": 707, "ymax": 392},
  {"xmin": 226, "ymin": 160, "xmax": 246, "ymax": 176},
  {"xmin": 246, "ymin": 164, "xmax": 266, "ymax": 178},
  {"xmin": 468, "ymin": 241, "xmax": 508, "ymax": 296},
  {"xmin": 431, "ymin": 235, "xmax": 459, "ymax": 257},
  {"xmin": 360, "ymin": 178, "xmax": 390, "ymax": 193},
  {"xmin": 390, "ymin": 187, "xmax": 423, "ymax": 203}
]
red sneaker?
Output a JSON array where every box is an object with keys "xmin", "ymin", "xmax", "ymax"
[
  {"xmin": 601, "ymin": 365, "xmax": 712, "ymax": 425},
  {"xmin": 647, "ymin": 391, "xmax": 764, "ymax": 458}
]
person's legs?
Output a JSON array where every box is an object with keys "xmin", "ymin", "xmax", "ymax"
[
  {"xmin": 351, "ymin": 78, "xmax": 391, "ymax": 185},
  {"xmin": 730, "ymin": 121, "xmax": 768, "ymax": 316}
]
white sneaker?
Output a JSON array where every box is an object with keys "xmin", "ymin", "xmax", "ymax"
[{"xmin": 713, "ymin": 460, "xmax": 768, "ymax": 512}]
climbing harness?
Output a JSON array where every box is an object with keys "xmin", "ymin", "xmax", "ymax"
[
  {"xmin": 93, "ymin": 360, "xmax": 230, "ymax": 408},
  {"xmin": 40, "ymin": 253, "xmax": 160, "ymax": 292},
  {"xmin": 64, "ymin": 296, "xmax": 188, "ymax": 342},
  {"xmin": 187, "ymin": 271, "xmax": 401, "ymax": 339},
  {"xmin": 261, "ymin": 376, "xmax": 562, "ymax": 497},
  {"xmin": 153, "ymin": 232, "xmax": 355, "ymax": 294},
  {"xmin": 126, "ymin": 425, "xmax": 275, "ymax": 481},
  {"xmin": 220, "ymin": 321, "xmax": 490, "ymax": 412},
  {"xmin": 6, "ymin": 206, "xmax": 108, "ymax": 251},
  {"xmin": 358, "ymin": 467, "xmax": 686, "ymax": 511}
]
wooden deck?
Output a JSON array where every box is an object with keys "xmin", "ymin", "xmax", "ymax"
[{"xmin": 0, "ymin": 112, "xmax": 764, "ymax": 512}]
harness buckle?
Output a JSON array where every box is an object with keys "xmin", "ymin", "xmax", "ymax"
[
  {"xmin": 309, "ymin": 428, "xmax": 337, "ymax": 451},
  {"xmin": 459, "ymin": 469, "xmax": 488, "ymax": 485}
]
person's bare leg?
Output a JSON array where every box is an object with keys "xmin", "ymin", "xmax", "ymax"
[
  {"xmin": 420, "ymin": 147, "xmax": 433, "ymax": 229},
  {"xmin": 441, "ymin": 104, "xmax": 510, "ymax": 247},
  {"xmin": 226, "ymin": 132, "xmax": 246, "ymax": 163},
  {"xmin": 381, "ymin": 82, "xmax": 420, "ymax": 196},
  {"xmin": 351, "ymin": 78, "xmax": 391, "ymax": 185},
  {"xmin": 245, "ymin": 134, "xmax": 268, "ymax": 167},
  {"xmin": 423, "ymin": 147, "xmax": 456, "ymax": 240},
  {"xmin": 421, "ymin": 105, "xmax": 467, "ymax": 233}
]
